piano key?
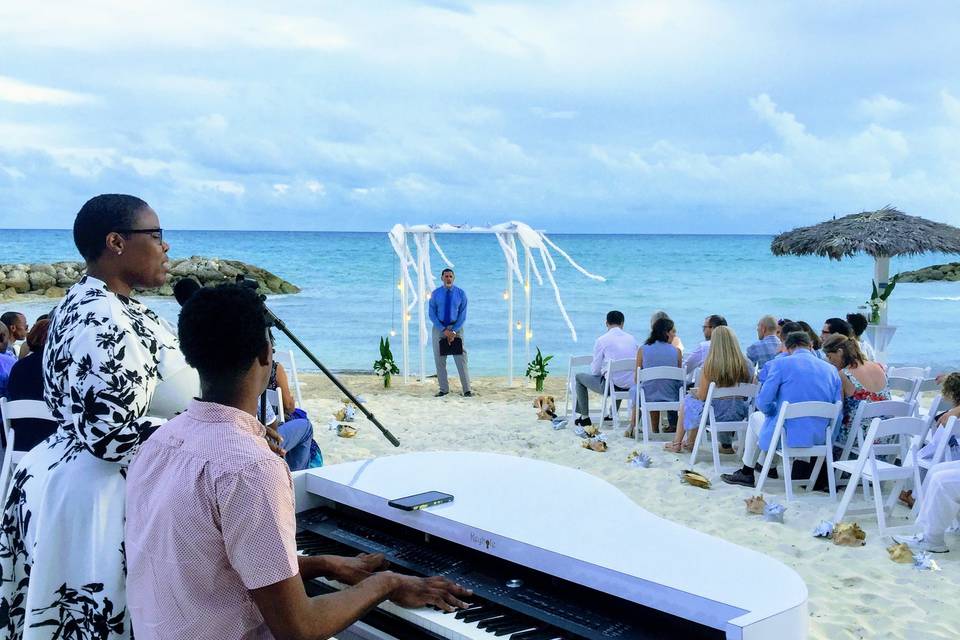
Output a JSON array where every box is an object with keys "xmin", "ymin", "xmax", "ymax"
[
  {"xmin": 510, "ymin": 629, "xmax": 561, "ymax": 640},
  {"xmin": 476, "ymin": 615, "xmax": 511, "ymax": 629},
  {"xmin": 461, "ymin": 608, "xmax": 505, "ymax": 624},
  {"xmin": 487, "ymin": 619, "xmax": 536, "ymax": 635},
  {"xmin": 494, "ymin": 622, "xmax": 539, "ymax": 637}
]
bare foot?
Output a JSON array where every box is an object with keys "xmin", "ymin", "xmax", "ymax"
[
  {"xmin": 899, "ymin": 489, "xmax": 915, "ymax": 509},
  {"xmin": 623, "ymin": 428, "xmax": 635, "ymax": 439},
  {"xmin": 663, "ymin": 441, "xmax": 683, "ymax": 453}
]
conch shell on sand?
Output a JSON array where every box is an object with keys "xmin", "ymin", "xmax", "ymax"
[
  {"xmin": 744, "ymin": 496, "xmax": 766, "ymax": 514},
  {"xmin": 887, "ymin": 543, "xmax": 913, "ymax": 563},
  {"xmin": 581, "ymin": 439, "xmax": 608, "ymax": 452},
  {"xmin": 334, "ymin": 403, "xmax": 357, "ymax": 422},
  {"xmin": 627, "ymin": 451, "xmax": 652, "ymax": 468},
  {"xmin": 336, "ymin": 424, "xmax": 358, "ymax": 438},
  {"xmin": 680, "ymin": 470, "xmax": 711, "ymax": 489},
  {"xmin": 831, "ymin": 522, "xmax": 866, "ymax": 547}
]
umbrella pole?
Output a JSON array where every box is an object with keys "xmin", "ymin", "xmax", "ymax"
[{"xmin": 874, "ymin": 256, "xmax": 890, "ymax": 326}]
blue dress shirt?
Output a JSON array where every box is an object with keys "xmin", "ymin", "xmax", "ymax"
[
  {"xmin": 429, "ymin": 285, "xmax": 467, "ymax": 331},
  {"xmin": 756, "ymin": 348, "xmax": 842, "ymax": 451}
]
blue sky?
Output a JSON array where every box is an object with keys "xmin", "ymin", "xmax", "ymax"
[{"xmin": 1, "ymin": 1, "xmax": 959, "ymax": 233}]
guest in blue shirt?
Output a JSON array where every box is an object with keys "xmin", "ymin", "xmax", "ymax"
[
  {"xmin": 428, "ymin": 268, "xmax": 472, "ymax": 397},
  {"xmin": 0, "ymin": 324, "xmax": 16, "ymax": 397},
  {"xmin": 746, "ymin": 315, "xmax": 781, "ymax": 369},
  {"xmin": 722, "ymin": 330, "xmax": 841, "ymax": 487}
]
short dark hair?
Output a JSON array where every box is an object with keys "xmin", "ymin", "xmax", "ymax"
[
  {"xmin": 173, "ymin": 278, "xmax": 202, "ymax": 306},
  {"xmin": 784, "ymin": 331, "xmax": 812, "ymax": 349},
  {"xmin": 706, "ymin": 314, "xmax": 727, "ymax": 329},
  {"xmin": 779, "ymin": 321, "xmax": 802, "ymax": 337},
  {"xmin": 1, "ymin": 311, "xmax": 22, "ymax": 329},
  {"xmin": 441, "ymin": 268, "xmax": 454, "ymax": 276},
  {"xmin": 178, "ymin": 284, "xmax": 270, "ymax": 383},
  {"xmin": 824, "ymin": 317, "xmax": 853, "ymax": 337},
  {"xmin": 845, "ymin": 313, "xmax": 868, "ymax": 337},
  {"xmin": 645, "ymin": 317, "xmax": 674, "ymax": 345},
  {"xmin": 606, "ymin": 310, "xmax": 625, "ymax": 326},
  {"xmin": 73, "ymin": 194, "xmax": 150, "ymax": 262}
]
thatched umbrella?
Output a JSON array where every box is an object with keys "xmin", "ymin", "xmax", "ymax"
[{"xmin": 771, "ymin": 206, "xmax": 960, "ymax": 334}]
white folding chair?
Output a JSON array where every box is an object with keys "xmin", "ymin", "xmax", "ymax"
[
  {"xmin": 838, "ymin": 399, "xmax": 916, "ymax": 463},
  {"xmin": 599, "ymin": 358, "xmax": 637, "ymax": 429},
  {"xmin": 886, "ymin": 366, "xmax": 931, "ymax": 380},
  {"xmin": 636, "ymin": 366, "xmax": 686, "ymax": 446},
  {"xmin": 688, "ymin": 382, "xmax": 758, "ymax": 474},
  {"xmin": 1, "ymin": 397, "xmax": 57, "ymax": 497},
  {"xmin": 832, "ymin": 416, "xmax": 925, "ymax": 534},
  {"xmin": 913, "ymin": 378, "xmax": 942, "ymax": 419},
  {"xmin": 756, "ymin": 400, "xmax": 843, "ymax": 501},
  {"xmin": 917, "ymin": 409, "xmax": 959, "ymax": 497},
  {"xmin": 264, "ymin": 389, "xmax": 284, "ymax": 425},
  {"xmin": 886, "ymin": 376, "xmax": 922, "ymax": 406},
  {"xmin": 562, "ymin": 355, "xmax": 593, "ymax": 419},
  {"xmin": 273, "ymin": 349, "xmax": 304, "ymax": 408}
]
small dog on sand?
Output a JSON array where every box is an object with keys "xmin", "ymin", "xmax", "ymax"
[{"xmin": 532, "ymin": 395, "xmax": 557, "ymax": 420}]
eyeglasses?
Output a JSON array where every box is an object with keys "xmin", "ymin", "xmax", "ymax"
[{"xmin": 117, "ymin": 228, "xmax": 163, "ymax": 244}]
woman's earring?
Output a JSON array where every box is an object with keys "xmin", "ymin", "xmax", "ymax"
[{"xmin": 118, "ymin": 250, "xmax": 123, "ymax": 255}]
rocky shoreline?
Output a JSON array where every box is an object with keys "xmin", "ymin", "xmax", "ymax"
[
  {"xmin": 897, "ymin": 262, "xmax": 960, "ymax": 282},
  {"xmin": 0, "ymin": 257, "xmax": 300, "ymax": 300}
]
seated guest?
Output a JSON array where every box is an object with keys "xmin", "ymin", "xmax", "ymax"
[
  {"xmin": 721, "ymin": 331, "xmax": 841, "ymax": 487},
  {"xmin": 775, "ymin": 318, "xmax": 792, "ymax": 341},
  {"xmin": 629, "ymin": 317, "xmax": 682, "ymax": 438},
  {"xmin": 682, "ymin": 314, "xmax": 727, "ymax": 375},
  {"xmin": 900, "ymin": 372, "xmax": 960, "ymax": 508},
  {"xmin": 1, "ymin": 311, "xmax": 27, "ymax": 357},
  {"xmin": 574, "ymin": 310, "xmax": 638, "ymax": 428},
  {"xmin": 126, "ymin": 284, "xmax": 471, "ymax": 640},
  {"xmin": 845, "ymin": 312, "xmax": 877, "ymax": 360},
  {"xmin": 894, "ymin": 459, "xmax": 960, "ymax": 553},
  {"xmin": 746, "ymin": 315, "xmax": 781, "ymax": 369},
  {"xmin": 821, "ymin": 334, "xmax": 890, "ymax": 451},
  {"xmin": 5, "ymin": 320, "xmax": 57, "ymax": 451},
  {"xmin": 821, "ymin": 317, "xmax": 854, "ymax": 341},
  {"xmin": 173, "ymin": 276, "xmax": 202, "ymax": 306},
  {"xmin": 0, "ymin": 325, "xmax": 15, "ymax": 398},
  {"xmin": 666, "ymin": 326, "xmax": 752, "ymax": 453},
  {"xmin": 261, "ymin": 353, "xmax": 317, "ymax": 471}
]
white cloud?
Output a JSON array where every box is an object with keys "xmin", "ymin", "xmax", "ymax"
[
  {"xmin": 530, "ymin": 107, "xmax": 577, "ymax": 120},
  {"xmin": 190, "ymin": 179, "xmax": 245, "ymax": 195},
  {"xmin": 0, "ymin": 76, "xmax": 93, "ymax": 105},
  {"xmin": 859, "ymin": 94, "xmax": 907, "ymax": 121},
  {"xmin": 273, "ymin": 183, "xmax": 290, "ymax": 194},
  {"xmin": 305, "ymin": 180, "xmax": 326, "ymax": 195}
]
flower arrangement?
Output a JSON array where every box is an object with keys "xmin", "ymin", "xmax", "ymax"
[
  {"xmin": 865, "ymin": 275, "xmax": 899, "ymax": 324},
  {"xmin": 524, "ymin": 347, "xmax": 553, "ymax": 392},
  {"xmin": 373, "ymin": 336, "xmax": 400, "ymax": 388}
]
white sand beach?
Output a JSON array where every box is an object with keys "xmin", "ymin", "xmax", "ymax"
[{"xmin": 299, "ymin": 373, "xmax": 959, "ymax": 640}]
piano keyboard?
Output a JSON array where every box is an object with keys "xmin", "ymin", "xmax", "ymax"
[{"xmin": 297, "ymin": 508, "xmax": 723, "ymax": 640}]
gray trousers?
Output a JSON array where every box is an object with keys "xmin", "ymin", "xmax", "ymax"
[
  {"xmin": 432, "ymin": 326, "xmax": 471, "ymax": 393},
  {"xmin": 575, "ymin": 373, "xmax": 625, "ymax": 416}
]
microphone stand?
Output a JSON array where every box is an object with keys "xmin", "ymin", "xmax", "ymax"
[{"xmin": 258, "ymin": 298, "xmax": 401, "ymax": 448}]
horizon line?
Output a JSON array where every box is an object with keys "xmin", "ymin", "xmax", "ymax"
[{"xmin": 0, "ymin": 227, "xmax": 776, "ymax": 237}]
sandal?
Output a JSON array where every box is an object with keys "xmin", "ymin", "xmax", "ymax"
[
  {"xmin": 663, "ymin": 441, "xmax": 683, "ymax": 453},
  {"xmin": 682, "ymin": 441, "xmax": 696, "ymax": 452}
]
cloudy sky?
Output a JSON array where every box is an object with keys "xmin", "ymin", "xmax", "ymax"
[{"xmin": 1, "ymin": 1, "xmax": 958, "ymax": 232}]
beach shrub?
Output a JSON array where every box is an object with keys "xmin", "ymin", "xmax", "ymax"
[
  {"xmin": 525, "ymin": 347, "xmax": 553, "ymax": 392},
  {"xmin": 373, "ymin": 336, "xmax": 400, "ymax": 388}
]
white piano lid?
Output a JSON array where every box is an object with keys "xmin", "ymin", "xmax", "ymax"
[{"xmin": 302, "ymin": 451, "xmax": 807, "ymax": 639}]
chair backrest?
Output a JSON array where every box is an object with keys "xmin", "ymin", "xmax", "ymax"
[
  {"xmin": 273, "ymin": 349, "xmax": 303, "ymax": 408},
  {"xmin": 887, "ymin": 376, "xmax": 918, "ymax": 396},
  {"xmin": 887, "ymin": 366, "xmax": 930, "ymax": 379},
  {"xmin": 637, "ymin": 366, "xmax": 685, "ymax": 383},
  {"xmin": 606, "ymin": 358, "xmax": 638, "ymax": 375},
  {"xmin": 851, "ymin": 398, "xmax": 915, "ymax": 425},
  {"xmin": 922, "ymin": 415, "xmax": 959, "ymax": 467},
  {"xmin": 0, "ymin": 428, "xmax": 14, "ymax": 500},
  {"xmin": 866, "ymin": 415, "xmax": 927, "ymax": 441},
  {"xmin": 569, "ymin": 355, "xmax": 593, "ymax": 368},
  {"xmin": 264, "ymin": 389, "xmax": 283, "ymax": 423},
  {"xmin": 1, "ymin": 398, "xmax": 54, "ymax": 425},
  {"xmin": 710, "ymin": 383, "xmax": 759, "ymax": 400},
  {"xmin": 915, "ymin": 377, "xmax": 940, "ymax": 394},
  {"xmin": 781, "ymin": 400, "xmax": 843, "ymax": 421}
]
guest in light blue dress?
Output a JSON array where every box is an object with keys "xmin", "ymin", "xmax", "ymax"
[{"xmin": 631, "ymin": 317, "xmax": 682, "ymax": 437}]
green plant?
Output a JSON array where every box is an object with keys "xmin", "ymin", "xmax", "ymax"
[
  {"xmin": 525, "ymin": 347, "xmax": 553, "ymax": 392},
  {"xmin": 373, "ymin": 336, "xmax": 400, "ymax": 388},
  {"xmin": 866, "ymin": 274, "xmax": 899, "ymax": 324}
]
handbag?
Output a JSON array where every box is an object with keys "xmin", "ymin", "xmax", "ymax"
[{"xmin": 439, "ymin": 336, "xmax": 463, "ymax": 356}]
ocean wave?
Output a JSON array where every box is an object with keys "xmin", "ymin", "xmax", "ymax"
[{"xmin": 921, "ymin": 296, "xmax": 960, "ymax": 301}]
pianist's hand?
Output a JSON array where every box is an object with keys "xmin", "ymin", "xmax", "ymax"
[
  {"xmin": 328, "ymin": 553, "xmax": 390, "ymax": 585},
  {"xmin": 389, "ymin": 575, "xmax": 472, "ymax": 612}
]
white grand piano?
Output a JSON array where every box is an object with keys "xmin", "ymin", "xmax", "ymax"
[{"xmin": 293, "ymin": 452, "xmax": 808, "ymax": 640}]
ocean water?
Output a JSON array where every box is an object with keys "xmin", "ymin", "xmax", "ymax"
[{"xmin": 3, "ymin": 229, "xmax": 958, "ymax": 376}]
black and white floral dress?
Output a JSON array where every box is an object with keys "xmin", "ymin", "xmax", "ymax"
[{"xmin": 0, "ymin": 276, "xmax": 188, "ymax": 639}]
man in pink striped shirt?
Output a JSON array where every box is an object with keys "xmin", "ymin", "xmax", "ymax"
[{"xmin": 126, "ymin": 285, "xmax": 470, "ymax": 639}]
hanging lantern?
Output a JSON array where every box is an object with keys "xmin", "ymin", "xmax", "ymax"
[
  {"xmin": 502, "ymin": 290, "xmax": 510, "ymax": 300},
  {"xmin": 516, "ymin": 321, "xmax": 522, "ymax": 331},
  {"xmin": 389, "ymin": 329, "xmax": 397, "ymax": 337}
]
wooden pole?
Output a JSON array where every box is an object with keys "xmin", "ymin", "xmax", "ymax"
[{"xmin": 400, "ymin": 256, "xmax": 409, "ymax": 383}]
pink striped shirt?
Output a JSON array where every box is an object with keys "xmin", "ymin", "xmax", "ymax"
[{"xmin": 125, "ymin": 399, "xmax": 299, "ymax": 640}]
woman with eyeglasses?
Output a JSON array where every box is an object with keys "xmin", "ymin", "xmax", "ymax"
[{"xmin": 0, "ymin": 195, "xmax": 254, "ymax": 639}]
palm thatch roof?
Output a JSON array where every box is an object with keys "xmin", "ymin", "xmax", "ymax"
[{"xmin": 770, "ymin": 206, "xmax": 960, "ymax": 261}]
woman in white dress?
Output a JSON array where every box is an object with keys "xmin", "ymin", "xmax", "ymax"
[{"xmin": 0, "ymin": 195, "xmax": 194, "ymax": 639}]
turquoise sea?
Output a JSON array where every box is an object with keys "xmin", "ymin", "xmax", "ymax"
[{"xmin": 3, "ymin": 229, "xmax": 958, "ymax": 376}]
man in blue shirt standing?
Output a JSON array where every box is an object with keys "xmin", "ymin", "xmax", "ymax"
[{"xmin": 428, "ymin": 268, "xmax": 472, "ymax": 397}]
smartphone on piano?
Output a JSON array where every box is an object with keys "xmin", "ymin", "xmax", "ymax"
[{"xmin": 388, "ymin": 491, "xmax": 454, "ymax": 511}]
